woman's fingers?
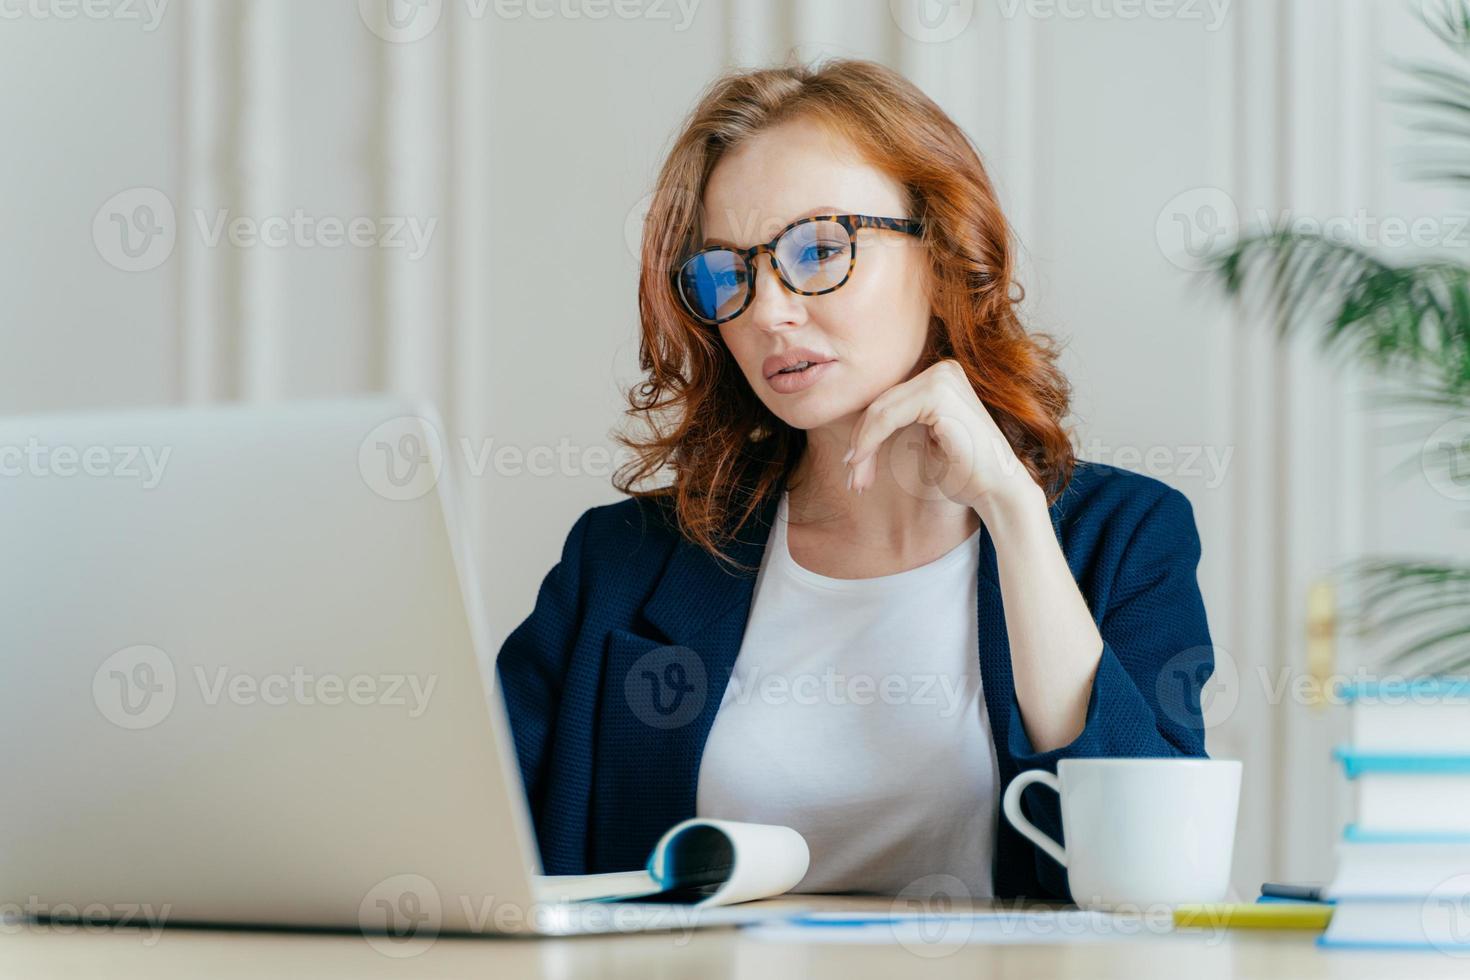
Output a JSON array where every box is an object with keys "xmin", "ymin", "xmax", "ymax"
[
  {"xmin": 844, "ymin": 359, "xmax": 1001, "ymax": 498},
  {"xmin": 848, "ymin": 390, "xmax": 923, "ymax": 492}
]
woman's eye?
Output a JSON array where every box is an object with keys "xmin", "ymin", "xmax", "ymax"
[{"xmin": 801, "ymin": 244, "xmax": 844, "ymax": 263}]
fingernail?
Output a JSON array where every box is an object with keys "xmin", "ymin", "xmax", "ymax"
[
  {"xmin": 846, "ymin": 469, "xmax": 854, "ymax": 491},
  {"xmin": 841, "ymin": 448, "xmax": 854, "ymax": 464}
]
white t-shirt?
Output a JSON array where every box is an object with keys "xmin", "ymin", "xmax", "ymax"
[{"xmin": 695, "ymin": 489, "xmax": 1000, "ymax": 898}]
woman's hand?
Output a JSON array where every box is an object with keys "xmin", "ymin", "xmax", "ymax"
[
  {"xmin": 843, "ymin": 359, "xmax": 1041, "ymax": 515},
  {"xmin": 845, "ymin": 358, "xmax": 1101, "ymax": 752},
  {"xmin": 843, "ymin": 358, "xmax": 1104, "ymax": 753}
]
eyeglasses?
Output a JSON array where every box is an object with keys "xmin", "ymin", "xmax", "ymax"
[{"xmin": 672, "ymin": 213, "xmax": 924, "ymax": 326}]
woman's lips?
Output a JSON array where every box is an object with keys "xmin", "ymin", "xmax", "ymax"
[{"xmin": 765, "ymin": 359, "xmax": 835, "ymax": 394}]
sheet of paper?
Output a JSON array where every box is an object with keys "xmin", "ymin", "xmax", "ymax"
[{"xmin": 742, "ymin": 909, "xmax": 1192, "ymax": 946}]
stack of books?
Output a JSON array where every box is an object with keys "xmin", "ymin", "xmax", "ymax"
[{"xmin": 1319, "ymin": 677, "xmax": 1470, "ymax": 951}]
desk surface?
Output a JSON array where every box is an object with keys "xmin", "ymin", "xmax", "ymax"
[{"xmin": 0, "ymin": 895, "xmax": 1460, "ymax": 978}]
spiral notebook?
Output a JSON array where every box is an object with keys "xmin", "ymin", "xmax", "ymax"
[{"xmin": 533, "ymin": 818, "xmax": 811, "ymax": 908}]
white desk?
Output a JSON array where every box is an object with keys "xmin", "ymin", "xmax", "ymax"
[{"xmin": 0, "ymin": 895, "xmax": 1456, "ymax": 978}]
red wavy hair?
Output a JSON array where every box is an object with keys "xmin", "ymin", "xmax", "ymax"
[{"xmin": 612, "ymin": 57, "xmax": 1076, "ymax": 571}]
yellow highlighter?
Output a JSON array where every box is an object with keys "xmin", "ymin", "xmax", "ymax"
[{"xmin": 1172, "ymin": 903, "xmax": 1334, "ymax": 931}]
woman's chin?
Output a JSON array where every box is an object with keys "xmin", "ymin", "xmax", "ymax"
[{"xmin": 767, "ymin": 401, "xmax": 852, "ymax": 432}]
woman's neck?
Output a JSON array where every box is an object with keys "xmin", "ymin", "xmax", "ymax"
[{"xmin": 784, "ymin": 421, "xmax": 981, "ymax": 553}]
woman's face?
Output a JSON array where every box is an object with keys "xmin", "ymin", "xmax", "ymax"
[{"xmin": 701, "ymin": 117, "xmax": 933, "ymax": 433}]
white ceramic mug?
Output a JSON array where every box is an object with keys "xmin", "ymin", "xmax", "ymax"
[{"xmin": 1001, "ymin": 758, "xmax": 1242, "ymax": 910}]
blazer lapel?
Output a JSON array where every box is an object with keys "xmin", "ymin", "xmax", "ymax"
[
  {"xmin": 640, "ymin": 481, "xmax": 786, "ymax": 649},
  {"xmin": 588, "ymin": 471, "xmax": 787, "ymax": 871},
  {"xmin": 975, "ymin": 520, "xmax": 1013, "ymax": 773}
]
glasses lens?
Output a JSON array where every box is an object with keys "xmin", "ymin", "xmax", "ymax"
[
  {"xmin": 678, "ymin": 250, "xmax": 748, "ymax": 322},
  {"xmin": 775, "ymin": 220, "xmax": 852, "ymax": 292}
]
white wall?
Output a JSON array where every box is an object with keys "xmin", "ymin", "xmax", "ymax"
[{"xmin": 6, "ymin": 0, "xmax": 1465, "ymax": 898}]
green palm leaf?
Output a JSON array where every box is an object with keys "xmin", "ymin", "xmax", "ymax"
[
  {"xmin": 1340, "ymin": 559, "xmax": 1470, "ymax": 672},
  {"xmin": 1204, "ymin": 0, "xmax": 1470, "ymax": 674},
  {"xmin": 1213, "ymin": 232, "xmax": 1470, "ymax": 390}
]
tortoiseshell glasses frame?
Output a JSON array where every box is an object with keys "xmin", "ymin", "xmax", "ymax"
[{"xmin": 672, "ymin": 213, "xmax": 925, "ymax": 326}]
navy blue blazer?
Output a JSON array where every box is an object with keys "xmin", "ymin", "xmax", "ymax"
[{"xmin": 495, "ymin": 459, "xmax": 1214, "ymax": 901}]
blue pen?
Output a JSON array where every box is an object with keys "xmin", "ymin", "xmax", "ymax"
[{"xmin": 1259, "ymin": 882, "xmax": 1330, "ymax": 904}]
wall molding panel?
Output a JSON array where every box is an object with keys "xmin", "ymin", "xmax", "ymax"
[{"xmin": 69, "ymin": 0, "xmax": 1418, "ymax": 894}]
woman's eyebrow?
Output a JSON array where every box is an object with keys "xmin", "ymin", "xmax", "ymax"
[{"xmin": 702, "ymin": 205, "xmax": 847, "ymax": 248}]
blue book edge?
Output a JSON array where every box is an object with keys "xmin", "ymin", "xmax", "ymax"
[
  {"xmin": 1317, "ymin": 935, "xmax": 1460, "ymax": 951},
  {"xmin": 1333, "ymin": 675, "xmax": 1470, "ymax": 703},
  {"xmin": 1342, "ymin": 822, "xmax": 1470, "ymax": 844},
  {"xmin": 1331, "ymin": 746, "xmax": 1470, "ymax": 778}
]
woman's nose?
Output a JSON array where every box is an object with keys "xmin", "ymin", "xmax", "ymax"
[{"xmin": 746, "ymin": 254, "xmax": 804, "ymax": 331}]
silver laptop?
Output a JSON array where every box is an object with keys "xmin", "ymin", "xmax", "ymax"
[{"xmin": 0, "ymin": 398, "xmax": 769, "ymax": 940}]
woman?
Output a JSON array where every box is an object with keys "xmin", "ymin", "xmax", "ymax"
[{"xmin": 496, "ymin": 58, "xmax": 1214, "ymax": 903}]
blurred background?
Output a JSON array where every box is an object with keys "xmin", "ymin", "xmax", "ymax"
[{"xmin": 4, "ymin": 0, "xmax": 1469, "ymax": 901}]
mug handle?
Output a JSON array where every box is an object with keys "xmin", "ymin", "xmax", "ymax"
[{"xmin": 1001, "ymin": 770, "xmax": 1068, "ymax": 868}]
